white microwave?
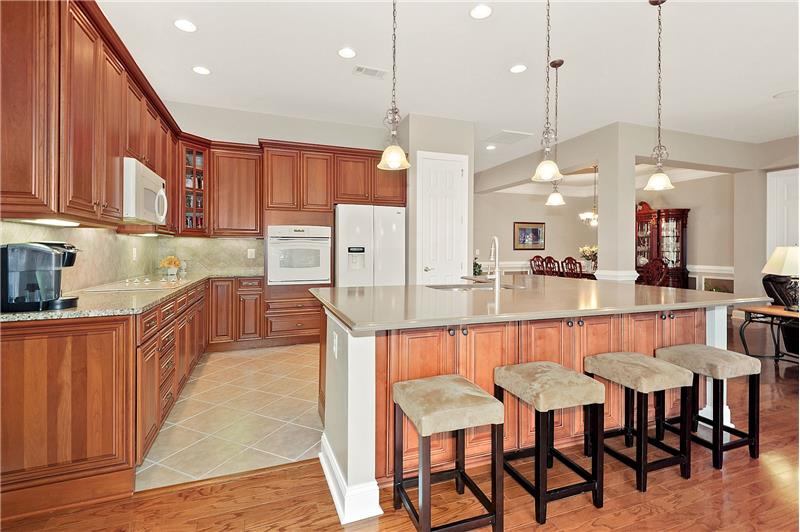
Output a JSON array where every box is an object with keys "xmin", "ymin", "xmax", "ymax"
[
  {"xmin": 123, "ymin": 157, "xmax": 168, "ymax": 225},
  {"xmin": 267, "ymin": 225, "xmax": 332, "ymax": 285}
]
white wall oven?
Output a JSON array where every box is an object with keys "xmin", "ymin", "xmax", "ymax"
[{"xmin": 267, "ymin": 225, "xmax": 332, "ymax": 285}]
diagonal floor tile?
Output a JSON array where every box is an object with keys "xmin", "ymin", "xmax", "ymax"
[
  {"xmin": 165, "ymin": 398, "xmax": 214, "ymax": 424},
  {"xmin": 253, "ymin": 423, "xmax": 322, "ymax": 461},
  {"xmin": 188, "ymin": 384, "xmax": 250, "ymax": 404},
  {"xmin": 222, "ymin": 390, "xmax": 283, "ymax": 413},
  {"xmin": 145, "ymin": 424, "xmax": 206, "ymax": 462},
  {"xmin": 213, "ymin": 414, "xmax": 285, "ymax": 446},
  {"xmin": 202, "ymin": 448, "xmax": 290, "ymax": 479},
  {"xmin": 135, "ymin": 463, "xmax": 195, "ymax": 491},
  {"xmin": 291, "ymin": 406, "xmax": 323, "ymax": 431},
  {"xmin": 178, "ymin": 405, "xmax": 249, "ymax": 433},
  {"xmin": 256, "ymin": 396, "xmax": 316, "ymax": 422},
  {"xmin": 260, "ymin": 376, "xmax": 308, "ymax": 396},
  {"xmin": 160, "ymin": 436, "xmax": 246, "ymax": 478}
]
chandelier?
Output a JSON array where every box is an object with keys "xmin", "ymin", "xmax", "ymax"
[{"xmin": 579, "ymin": 165, "xmax": 599, "ymax": 226}]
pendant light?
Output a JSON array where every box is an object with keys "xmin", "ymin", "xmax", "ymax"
[
  {"xmin": 544, "ymin": 58, "xmax": 566, "ymax": 206},
  {"xmin": 545, "ymin": 183, "xmax": 565, "ymax": 206},
  {"xmin": 579, "ymin": 165, "xmax": 599, "ymax": 226},
  {"xmin": 377, "ymin": 0, "xmax": 410, "ymax": 171},
  {"xmin": 532, "ymin": 0, "xmax": 562, "ymax": 183},
  {"xmin": 644, "ymin": 0, "xmax": 674, "ymax": 191}
]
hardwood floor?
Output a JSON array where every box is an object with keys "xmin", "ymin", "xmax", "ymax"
[{"xmin": 5, "ymin": 321, "xmax": 797, "ymax": 531}]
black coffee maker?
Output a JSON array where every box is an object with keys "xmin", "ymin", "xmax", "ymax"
[{"xmin": 1, "ymin": 242, "xmax": 79, "ymax": 312}]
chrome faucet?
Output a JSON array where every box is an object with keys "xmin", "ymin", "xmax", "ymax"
[{"xmin": 488, "ymin": 236, "xmax": 501, "ymax": 291}]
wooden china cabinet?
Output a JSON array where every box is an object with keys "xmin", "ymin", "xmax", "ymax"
[
  {"xmin": 635, "ymin": 201, "xmax": 690, "ymax": 288},
  {"xmin": 179, "ymin": 139, "xmax": 210, "ymax": 235}
]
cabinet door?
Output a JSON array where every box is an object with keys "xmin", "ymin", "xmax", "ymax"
[
  {"xmin": 136, "ymin": 336, "xmax": 160, "ymax": 464},
  {"xmin": 125, "ymin": 78, "xmax": 143, "ymax": 159},
  {"xmin": 458, "ymin": 323, "xmax": 519, "ymax": 457},
  {"xmin": 663, "ymin": 309, "xmax": 705, "ymax": 415},
  {"xmin": 143, "ymin": 103, "xmax": 158, "ymax": 170},
  {"xmin": 334, "ymin": 155, "xmax": 371, "ymax": 204},
  {"xmin": 237, "ymin": 291, "xmax": 263, "ymax": 340},
  {"xmin": 573, "ymin": 315, "xmax": 623, "ymax": 434},
  {"xmin": 623, "ymin": 311, "xmax": 668, "ymax": 418},
  {"xmin": 98, "ymin": 43, "xmax": 124, "ymax": 222},
  {"xmin": 156, "ymin": 120, "xmax": 170, "ymax": 179},
  {"xmin": 0, "ymin": 0, "xmax": 59, "ymax": 216},
  {"xmin": 175, "ymin": 316, "xmax": 189, "ymax": 393},
  {"xmin": 211, "ymin": 149, "xmax": 262, "ymax": 236},
  {"xmin": 265, "ymin": 148, "xmax": 299, "ymax": 210},
  {"xmin": 59, "ymin": 2, "xmax": 100, "ymax": 219},
  {"xmin": 300, "ymin": 152, "xmax": 333, "ymax": 211},
  {"xmin": 183, "ymin": 310, "xmax": 195, "ymax": 387},
  {"xmin": 386, "ymin": 327, "xmax": 457, "ymax": 476},
  {"xmin": 371, "ymin": 157, "xmax": 406, "ymax": 206},
  {"xmin": 209, "ymin": 279, "xmax": 236, "ymax": 344},
  {"xmin": 519, "ymin": 319, "xmax": 573, "ymax": 447}
]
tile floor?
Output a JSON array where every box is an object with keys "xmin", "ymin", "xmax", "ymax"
[{"xmin": 134, "ymin": 343, "xmax": 322, "ymax": 491}]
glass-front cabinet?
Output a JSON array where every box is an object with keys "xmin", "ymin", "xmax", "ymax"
[
  {"xmin": 635, "ymin": 201, "xmax": 690, "ymax": 288},
  {"xmin": 180, "ymin": 142, "xmax": 210, "ymax": 235}
]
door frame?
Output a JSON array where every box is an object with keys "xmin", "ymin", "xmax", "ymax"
[
  {"xmin": 415, "ymin": 150, "xmax": 470, "ymax": 284},
  {"xmin": 766, "ymin": 167, "xmax": 799, "ymax": 257}
]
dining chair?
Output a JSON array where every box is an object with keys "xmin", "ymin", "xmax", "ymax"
[
  {"xmin": 561, "ymin": 257, "xmax": 583, "ymax": 279},
  {"xmin": 530, "ymin": 255, "xmax": 545, "ymax": 275},
  {"xmin": 543, "ymin": 256, "xmax": 561, "ymax": 276}
]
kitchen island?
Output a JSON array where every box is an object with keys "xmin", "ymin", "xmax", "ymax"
[{"xmin": 309, "ymin": 275, "xmax": 769, "ymax": 524}]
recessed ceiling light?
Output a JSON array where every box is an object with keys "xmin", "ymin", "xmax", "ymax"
[
  {"xmin": 173, "ymin": 19, "xmax": 197, "ymax": 32},
  {"xmin": 470, "ymin": 4, "xmax": 492, "ymax": 20},
  {"xmin": 510, "ymin": 64, "xmax": 527, "ymax": 74},
  {"xmin": 338, "ymin": 47, "xmax": 357, "ymax": 59},
  {"xmin": 192, "ymin": 66, "xmax": 211, "ymax": 75},
  {"xmin": 772, "ymin": 89, "xmax": 798, "ymax": 100},
  {"xmin": 486, "ymin": 145, "xmax": 497, "ymax": 151}
]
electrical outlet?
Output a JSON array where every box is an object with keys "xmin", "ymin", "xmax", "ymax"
[
  {"xmin": 132, "ymin": 247, "xmax": 138, "ymax": 262},
  {"xmin": 332, "ymin": 331, "xmax": 339, "ymax": 359},
  {"xmin": 247, "ymin": 248, "xmax": 255, "ymax": 259}
]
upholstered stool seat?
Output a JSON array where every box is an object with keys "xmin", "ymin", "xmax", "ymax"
[
  {"xmin": 494, "ymin": 361, "xmax": 605, "ymax": 412},
  {"xmin": 393, "ymin": 374, "xmax": 504, "ymax": 532},
  {"xmin": 494, "ymin": 362, "xmax": 605, "ymax": 524},
  {"xmin": 584, "ymin": 352, "xmax": 694, "ymax": 492},
  {"xmin": 583, "ymin": 352, "xmax": 693, "ymax": 393},
  {"xmin": 393, "ymin": 375, "xmax": 504, "ymax": 437},
  {"xmin": 655, "ymin": 344, "xmax": 761, "ymax": 469}
]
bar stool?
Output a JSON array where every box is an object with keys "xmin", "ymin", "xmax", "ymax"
[
  {"xmin": 584, "ymin": 352, "xmax": 694, "ymax": 492},
  {"xmin": 655, "ymin": 344, "xmax": 761, "ymax": 469},
  {"xmin": 393, "ymin": 375, "xmax": 504, "ymax": 532},
  {"xmin": 494, "ymin": 362, "xmax": 605, "ymax": 524}
]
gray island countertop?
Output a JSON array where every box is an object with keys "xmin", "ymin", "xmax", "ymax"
[{"xmin": 309, "ymin": 274, "xmax": 770, "ymax": 333}]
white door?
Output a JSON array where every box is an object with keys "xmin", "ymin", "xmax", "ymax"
[
  {"xmin": 766, "ymin": 168, "xmax": 800, "ymax": 257},
  {"xmin": 374, "ymin": 206, "xmax": 406, "ymax": 286},
  {"xmin": 335, "ymin": 204, "xmax": 374, "ymax": 287},
  {"xmin": 416, "ymin": 151, "xmax": 469, "ymax": 284}
]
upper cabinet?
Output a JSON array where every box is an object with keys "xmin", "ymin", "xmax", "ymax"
[
  {"xmin": 98, "ymin": 42, "xmax": 125, "ymax": 222},
  {"xmin": 179, "ymin": 140, "xmax": 210, "ymax": 235},
  {"xmin": 125, "ymin": 78, "xmax": 144, "ymax": 160},
  {"xmin": 264, "ymin": 148, "xmax": 300, "ymax": 210},
  {"xmin": 211, "ymin": 147, "xmax": 262, "ymax": 236},
  {"xmin": 334, "ymin": 155, "xmax": 371, "ymax": 204},
  {"xmin": 143, "ymin": 103, "xmax": 159, "ymax": 170},
  {"xmin": 370, "ymin": 156, "xmax": 407, "ymax": 206},
  {"xmin": 301, "ymin": 152, "xmax": 334, "ymax": 212}
]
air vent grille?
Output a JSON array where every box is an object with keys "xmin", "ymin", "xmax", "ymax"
[{"xmin": 353, "ymin": 65, "xmax": 388, "ymax": 80}]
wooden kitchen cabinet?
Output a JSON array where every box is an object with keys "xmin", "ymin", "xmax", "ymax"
[
  {"xmin": 125, "ymin": 77, "xmax": 144, "ymax": 159},
  {"xmin": 99, "ymin": 42, "xmax": 125, "ymax": 222},
  {"xmin": 264, "ymin": 148, "xmax": 300, "ymax": 210},
  {"xmin": 136, "ymin": 335, "xmax": 160, "ymax": 464},
  {"xmin": 370, "ymin": 156, "xmax": 407, "ymax": 206},
  {"xmin": 180, "ymin": 140, "xmax": 210, "ymax": 235},
  {"xmin": 301, "ymin": 152, "xmax": 333, "ymax": 211},
  {"xmin": 209, "ymin": 278, "xmax": 236, "ymax": 344},
  {"xmin": 237, "ymin": 292, "xmax": 263, "ymax": 340},
  {"xmin": 334, "ymin": 154, "xmax": 371, "ymax": 204},
  {"xmin": 211, "ymin": 147, "xmax": 262, "ymax": 236},
  {"xmin": 0, "ymin": 0, "xmax": 59, "ymax": 217},
  {"xmin": 143, "ymin": 103, "xmax": 159, "ymax": 171}
]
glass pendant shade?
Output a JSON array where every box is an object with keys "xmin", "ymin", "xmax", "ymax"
[
  {"xmin": 589, "ymin": 215, "xmax": 599, "ymax": 227},
  {"xmin": 644, "ymin": 169, "xmax": 674, "ymax": 191},
  {"xmin": 579, "ymin": 211, "xmax": 593, "ymax": 221},
  {"xmin": 545, "ymin": 189, "xmax": 565, "ymax": 206},
  {"xmin": 532, "ymin": 158, "xmax": 562, "ymax": 182},
  {"xmin": 377, "ymin": 143, "xmax": 410, "ymax": 170}
]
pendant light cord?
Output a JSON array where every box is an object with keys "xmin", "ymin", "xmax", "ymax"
[
  {"xmin": 654, "ymin": 3, "xmax": 666, "ymax": 168},
  {"xmin": 391, "ymin": 0, "xmax": 397, "ymax": 117},
  {"xmin": 592, "ymin": 164, "xmax": 598, "ymax": 214},
  {"xmin": 554, "ymin": 65, "xmax": 559, "ymax": 161},
  {"xmin": 543, "ymin": 0, "xmax": 552, "ymax": 150}
]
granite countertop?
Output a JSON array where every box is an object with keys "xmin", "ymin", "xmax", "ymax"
[
  {"xmin": 0, "ymin": 269, "xmax": 264, "ymax": 323},
  {"xmin": 310, "ymin": 274, "xmax": 771, "ymax": 333}
]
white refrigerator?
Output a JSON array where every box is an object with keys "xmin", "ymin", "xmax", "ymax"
[{"xmin": 335, "ymin": 204, "xmax": 406, "ymax": 287}]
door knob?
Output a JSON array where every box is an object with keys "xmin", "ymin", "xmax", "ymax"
[{"xmin": 424, "ymin": 266, "xmax": 434, "ymax": 272}]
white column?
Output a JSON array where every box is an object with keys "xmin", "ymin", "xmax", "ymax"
[
  {"xmin": 699, "ymin": 305, "xmax": 733, "ymax": 426},
  {"xmin": 318, "ymin": 311, "xmax": 383, "ymax": 524}
]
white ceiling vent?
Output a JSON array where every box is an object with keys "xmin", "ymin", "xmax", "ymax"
[
  {"xmin": 353, "ymin": 65, "xmax": 388, "ymax": 80},
  {"xmin": 484, "ymin": 129, "xmax": 534, "ymax": 145}
]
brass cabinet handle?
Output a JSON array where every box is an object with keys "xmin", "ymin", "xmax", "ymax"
[
  {"xmin": 145, "ymin": 317, "xmax": 158, "ymax": 328},
  {"xmin": 241, "ymin": 281, "xmax": 260, "ymax": 287}
]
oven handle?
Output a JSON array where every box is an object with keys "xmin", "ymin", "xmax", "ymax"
[{"xmin": 268, "ymin": 237, "xmax": 331, "ymax": 242}]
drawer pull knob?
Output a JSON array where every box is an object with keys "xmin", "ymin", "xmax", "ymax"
[
  {"xmin": 296, "ymin": 304, "xmax": 304, "ymax": 308},
  {"xmin": 578, "ymin": 319, "xmax": 584, "ymax": 327},
  {"xmin": 448, "ymin": 328, "xmax": 456, "ymax": 336},
  {"xmin": 567, "ymin": 320, "xmax": 574, "ymax": 327},
  {"xmin": 296, "ymin": 323, "xmax": 303, "ymax": 327}
]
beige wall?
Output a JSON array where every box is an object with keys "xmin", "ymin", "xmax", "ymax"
[
  {"xmin": 733, "ymin": 170, "xmax": 769, "ymax": 296},
  {"xmin": 157, "ymin": 238, "xmax": 263, "ymax": 275},
  {"xmin": 167, "ymin": 101, "xmax": 387, "ymax": 150},
  {"xmin": 637, "ymin": 174, "xmax": 734, "ymax": 268},
  {"xmin": 473, "ymin": 193, "xmax": 597, "ymax": 264},
  {"xmin": 0, "ymin": 221, "xmax": 159, "ymax": 292}
]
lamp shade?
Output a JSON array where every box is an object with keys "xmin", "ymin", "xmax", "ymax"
[
  {"xmin": 532, "ymin": 158, "xmax": 562, "ymax": 182},
  {"xmin": 762, "ymin": 246, "xmax": 800, "ymax": 276},
  {"xmin": 545, "ymin": 190, "xmax": 565, "ymax": 206},
  {"xmin": 643, "ymin": 170, "xmax": 674, "ymax": 191},
  {"xmin": 377, "ymin": 144, "xmax": 410, "ymax": 170}
]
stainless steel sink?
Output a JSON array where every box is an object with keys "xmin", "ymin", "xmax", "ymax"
[{"xmin": 426, "ymin": 284, "xmax": 523, "ymax": 291}]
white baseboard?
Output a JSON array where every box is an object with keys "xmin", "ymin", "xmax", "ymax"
[
  {"xmin": 319, "ymin": 433, "xmax": 383, "ymax": 525},
  {"xmin": 594, "ymin": 269, "xmax": 639, "ymax": 282}
]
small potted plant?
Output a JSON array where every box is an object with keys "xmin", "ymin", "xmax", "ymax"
[
  {"xmin": 578, "ymin": 245, "xmax": 598, "ymax": 272},
  {"xmin": 159, "ymin": 255, "xmax": 181, "ymax": 281}
]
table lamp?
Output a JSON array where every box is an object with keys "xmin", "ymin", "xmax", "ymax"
[{"xmin": 762, "ymin": 246, "xmax": 799, "ymax": 311}]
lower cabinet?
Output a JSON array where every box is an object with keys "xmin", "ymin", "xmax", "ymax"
[
  {"xmin": 209, "ymin": 278, "xmax": 236, "ymax": 344},
  {"xmin": 237, "ymin": 290, "xmax": 263, "ymax": 340},
  {"xmin": 136, "ymin": 335, "xmax": 161, "ymax": 463}
]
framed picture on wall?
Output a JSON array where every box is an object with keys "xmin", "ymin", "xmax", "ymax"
[{"xmin": 513, "ymin": 222, "xmax": 545, "ymax": 250}]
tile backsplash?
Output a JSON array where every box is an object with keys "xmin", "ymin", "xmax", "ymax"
[
  {"xmin": 0, "ymin": 221, "xmax": 159, "ymax": 292},
  {"xmin": 158, "ymin": 238, "xmax": 264, "ymax": 275}
]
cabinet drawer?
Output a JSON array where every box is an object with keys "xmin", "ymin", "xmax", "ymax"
[
  {"xmin": 266, "ymin": 298, "xmax": 320, "ymax": 313},
  {"xmin": 160, "ymin": 375, "xmax": 175, "ymax": 421},
  {"xmin": 137, "ymin": 307, "xmax": 160, "ymax": 344},
  {"xmin": 237, "ymin": 277, "xmax": 263, "ymax": 291},
  {"xmin": 266, "ymin": 312, "xmax": 320, "ymax": 337},
  {"xmin": 159, "ymin": 298, "xmax": 177, "ymax": 325},
  {"xmin": 159, "ymin": 324, "xmax": 176, "ymax": 352},
  {"xmin": 175, "ymin": 293, "xmax": 188, "ymax": 314},
  {"xmin": 160, "ymin": 348, "xmax": 175, "ymax": 382}
]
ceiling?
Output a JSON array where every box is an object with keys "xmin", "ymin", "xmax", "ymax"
[{"xmin": 98, "ymin": 1, "xmax": 799, "ymax": 172}]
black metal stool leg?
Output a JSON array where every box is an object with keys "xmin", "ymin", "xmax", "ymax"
[
  {"xmin": 393, "ymin": 403, "xmax": 403, "ymax": 510},
  {"xmin": 492, "ymin": 423, "xmax": 504, "ymax": 531},
  {"xmin": 591, "ymin": 402, "xmax": 604, "ymax": 508},
  {"xmin": 691, "ymin": 373, "xmax": 700, "ymax": 432},
  {"xmin": 749, "ymin": 373, "xmax": 760, "ymax": 459},
  {"xmin": 419, "ymin": 435, "xmax": 432, "ymax": 532},
  {"xmin": 534, "ymin": 409, "xmax": 548, "ymax": 524},
  {"xmin": 680, "ymin": 385, "xmax": 692, "ymax": 479},
  {"xmin": 583, "ymin": 404, "xmax": 592, "ymax": 457},
  {"xmin": 547, "ymin": 410, "xmax": 555, "ymax": 468},
  {"xmin": 654, "ymin": 390, "xmax": 665, "ymax": 441},
  {"xmin": 635, "ymin": 391, "xmax": 649, "ymax": 492},
  {"xmin": 624, "ymin": 387, "xmax": 635, "ymax": 448},
  {"xmin": 455, "ymin": 429, "xmax": 465, "ymax": 494},
  {"xmin": 712, "ymin": 378, "xmax": 724, "ymax": 469}
]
